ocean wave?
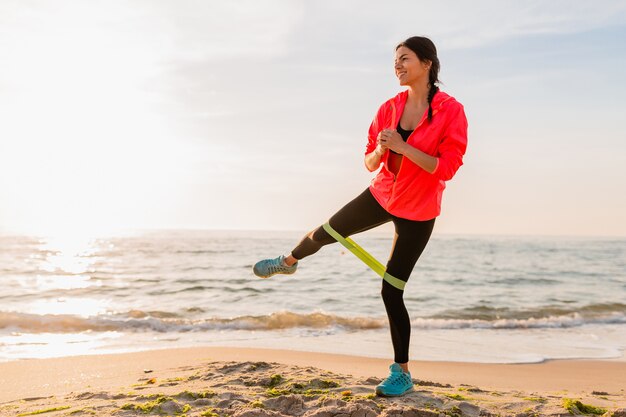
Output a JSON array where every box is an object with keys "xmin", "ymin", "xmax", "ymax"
[
  {"xmin": 1, "ymin": 307, "xmax": 626, "ymax": 334},
  {"xmin": 174, "ymin": 249, "xmax": 236, "ymax": 255},
  {"xmin": 432, "ymin": 303, "xmax": 626, "ymax": 321},
  {"xmin": 0, "ymin": 310, "xmax": 385, "ymax": 333},
  {"xmin": 413, "ymin": 313, "xmax": 626, "ymax": 330}
]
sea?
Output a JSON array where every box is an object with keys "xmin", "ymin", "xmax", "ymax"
[{"xmin": 1, "ymin": 230, "xmax": 625, "ymax": 364}]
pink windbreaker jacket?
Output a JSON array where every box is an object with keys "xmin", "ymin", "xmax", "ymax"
[{"xmin": 365, "ymin": 90, "xmax": 468, "ymax": 220}]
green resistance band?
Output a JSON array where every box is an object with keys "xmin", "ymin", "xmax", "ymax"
[{"xmin": 322, "ymin": 222, "xmax": 406, "ymax": 291}]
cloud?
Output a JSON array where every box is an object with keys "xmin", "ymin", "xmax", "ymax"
[
  {"xmin": 1, "ymin": 0, "xmax": 625, "ymax": 234},
  {"xmin": 414, "ymin": 1, "xmax": 626, "ymax": 49},
  {"xmin": 275, "ymin": 0, "xmax": 626, "ymax": 51}
]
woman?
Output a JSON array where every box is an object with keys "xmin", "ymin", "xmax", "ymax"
[{"xmin": 253, "ymin": 36, "xmax": 468, "ymax": 397}]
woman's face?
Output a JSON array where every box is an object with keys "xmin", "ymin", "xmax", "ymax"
[{"xmin": 394, "ymin": 46, "xmax": 431, "ymax": 86}]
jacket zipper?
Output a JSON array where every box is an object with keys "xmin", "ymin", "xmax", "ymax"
[
  {"xmin": 390, "ymin": 102, "xmax": 427, "ymax": 183},
  {"xmin": 387, "ymin": 96, "xmax": 449, "ymax": 208}
]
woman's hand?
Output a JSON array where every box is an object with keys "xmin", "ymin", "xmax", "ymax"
[
  {"xmin": 374, "ymin": 131, "xmax": 388, "ymax": 156},
  {"xmin": 364, "ymin": 132, "xmax": 388, "ymax": 171},
  {"xmin": 379, "ymin": 129, "xmax": 408, "ymax": 154}
]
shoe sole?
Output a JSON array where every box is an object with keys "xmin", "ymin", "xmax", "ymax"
[
  {"xmin": 253, "ymin": 269, "xmax": 297, "ymax": 279},
  {"xmin": 375, "ymin": 385, "xmax": 414, "ymax": 397}
]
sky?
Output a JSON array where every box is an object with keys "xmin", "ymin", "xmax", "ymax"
[{"xmin": 0, "ymin": 0, "xmax": 625, "ymax": 237}]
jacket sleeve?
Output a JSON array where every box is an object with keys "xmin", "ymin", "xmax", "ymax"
[
  {"xmin": 365, "ymin": 102, "xmax": 387, "ymax": 155},
  {"xmin": 431, "ymin": 103, "xmax": 468, "ymax": 181}
]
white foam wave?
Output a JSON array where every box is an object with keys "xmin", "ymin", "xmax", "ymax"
[
  {"xmin": 412, "ymin": 312, "xmax": 626, "ymax": 330},
  {"xmin": 2, "ymin": 310, "xmax": 626, "ymax": 334}
]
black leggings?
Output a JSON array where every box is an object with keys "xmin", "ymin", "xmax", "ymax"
[{"xmin": 291, "ymin": 188, "xmax": 435, "ymax": 364}]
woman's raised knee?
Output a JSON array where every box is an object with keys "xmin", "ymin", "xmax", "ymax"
[{"xmin": 311, "ymin": 226, "xmax": 335, "ymax": 245}]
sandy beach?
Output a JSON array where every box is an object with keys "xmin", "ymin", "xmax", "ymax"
[{"xmin": 1, "ymin": 347, "xmax": 625, "ymax": 417}]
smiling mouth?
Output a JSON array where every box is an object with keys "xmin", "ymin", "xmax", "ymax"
[{"xmin": 397, "ymin": 72, "xmax": 406, "ymax": 78}]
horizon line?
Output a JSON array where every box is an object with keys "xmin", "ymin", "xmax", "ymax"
[{"xmin": 0, "ymin": 227, "xmax": 624, "ymax": 240}]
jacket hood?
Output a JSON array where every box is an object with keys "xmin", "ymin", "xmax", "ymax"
[
  {"xmin": 394, "ymin": 89, "xmax": 453, "ymax": 108},
  {"xmin": 389, "ymin": 90, "xmax": 454, "ymax": 127}
]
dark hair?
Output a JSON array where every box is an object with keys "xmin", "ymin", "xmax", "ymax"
[{"xmin": 396, "ymin": 36, "xmax": 440, "ymax": 121}]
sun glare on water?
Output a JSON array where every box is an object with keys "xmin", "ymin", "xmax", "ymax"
[
  {"xmin": 26, "ymin": 233, "xmax": 110, "ymax": 317},
  {"xmin": 39, "ymin": 235, "xmax": 99, "ymax": 275},
  {"xmin": 4, "ymin": 233, "xmax": 121, "ymax": 359}
]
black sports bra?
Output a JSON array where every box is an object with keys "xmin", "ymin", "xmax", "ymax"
[{"xmin": 389, "ymin": 123, "xmax": 413, "ymax": 155}]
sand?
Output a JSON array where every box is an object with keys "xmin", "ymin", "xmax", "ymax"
[{"xmin": 0, "ymin": 346, "xmax": 625, "ymax": 416}]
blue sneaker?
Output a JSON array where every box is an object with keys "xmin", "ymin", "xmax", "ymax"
[
  {"xmin": 375, "ymin": 363, "xmax": 415, "ymax": 397},
  {"xmin": 253, "ymin": 255, "xmax": 298, "ymax": 278}
]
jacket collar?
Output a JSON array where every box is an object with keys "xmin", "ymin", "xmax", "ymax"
[{"xmin": 389, "ymin": 89, "xmax": 452, "ymax": 128}]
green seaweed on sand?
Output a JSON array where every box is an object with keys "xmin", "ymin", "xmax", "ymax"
[
  {"xmin": 520, "ymin": 408, "xmax": 540, "ymax": 417},
  {"xmin": 265, "ymin": 387, "xmax": 291, "ymax": 397},
  {"xmin": 437, "ymin": 392, "xmax": 471, "ymax": 401},
  {"xmin": 121, "ymin": 396, "xmax": 175, "ymax": 413},
  {"xmin": 131, "ymin": 379, "xmax": 156, "ymax": 388},
  {"xmin": 69, "ymin": 408, "xmax": 96, "ymax": 415},
  {"xmin": 17, "ymin": 406, "xmax": 71, "ymax": 416},
  {"xmin": 303, "ymin": 388, "xmax": 330, "ymax": 397},
  {"xmin": 267, "ymin": 374, "xmax": 283, "ymax": 387},
  {"xmin": 200, "ymin": 408, "xmax": 220, "ymax": 417},
  {"xmin": 176, "ymin": 390, "xmax": 217, "ymax": 400},
  {"xmin": 317, "ymin": 379, "xmax": 340, "ymax": 388},
  {"xmin": 342, "ymin": 393, "xmax": 378, "ymax": 402},
  {"xmin": 265, "ymin": 375, "xmax": 339, "ymax": 397},
  {"xmin": 458, "ymin": 386, "xmax": 484, "ymax": 393},
  {"xmin": 562, "ymin": 398, "xmax": 607, "ymax": 415},
  {"xmin": 136, "ymin": 393, "xmax": 163, "ymax": 400},
  {"xmin": 249, "ymin": 399, "xmax": 265, "ymax": 409},
  {"xmin": 265, "ymin": 384, "xmax": 330, "ymax": 397},
  {"xmin": 523, "ymin": 396, "xmax": 547, "ymax": 403},
  {"xmin": 441, "ymin": 406, "xmax": 462, "ymax": 417}
]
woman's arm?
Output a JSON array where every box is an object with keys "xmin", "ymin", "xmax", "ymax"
[
  {"xmin": 364, "ymin": 148, "xmax": 384, "ymax": 172},
  {"xmin": 396, "ymin": 141, "xmax": 438, "ymax": 173},
  {"xmin": 379, "ymin": 129, "xmax": 438, "ymax": 174},
  {"xmin": 364, "ymin": 102, "xmax": 390, "ymax": 172},
  {"xmin": 380, "ymin": 102, "xmax": 467, "ymax": 179},
  {"xmin": 364, "ymin": 137, "xmax": 386, "ymax": 172}
]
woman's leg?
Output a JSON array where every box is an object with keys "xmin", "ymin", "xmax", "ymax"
[
  {"xmin": 381, "ymin": 216, "xmax": 436, "ymax": 371},
  {"xmin": 289, "ymin": 188, "xmax": 391, "ymax": 261}
]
